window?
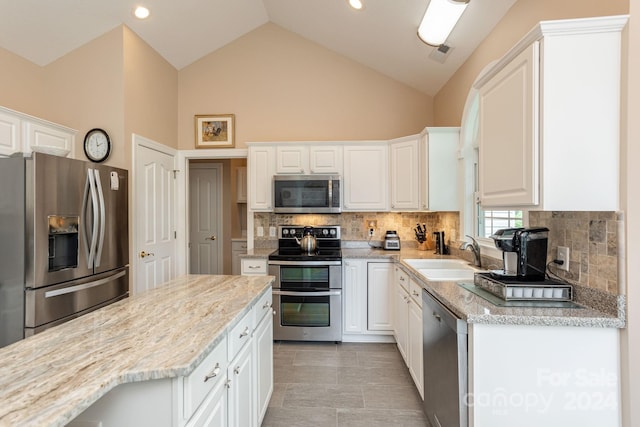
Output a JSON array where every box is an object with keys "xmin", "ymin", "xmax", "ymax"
[{"xmin": 478, "ymin": 209, "xmax": 523, "ymax": 238}]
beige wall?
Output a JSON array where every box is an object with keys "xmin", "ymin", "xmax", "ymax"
[
  {"xmin": 178, "ymin": 23, "xmax": 433, "ymax": 149},
  {"xmin": 433, "ymin": 0, "xmax": 629, "ymax": 126},
  {"xmin": 123, "ymin": 26, "xmax": 179, "ymax": 155},
  {"xmin": 44, "ymin": 28, "xmax": 126, "ymax": 167},
  {"xmin": 0, "ymin": 47, "xmax": 46, "ymax": 118}
]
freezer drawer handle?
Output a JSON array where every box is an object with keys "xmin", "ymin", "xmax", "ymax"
[{"xmin": 44, "ymin": 270, "xmax": 127, "ymax": 298}]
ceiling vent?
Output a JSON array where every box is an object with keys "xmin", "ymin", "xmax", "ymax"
[{"xmin": 428, "ymin": 44, "xmax": 453, "ymax": 64}]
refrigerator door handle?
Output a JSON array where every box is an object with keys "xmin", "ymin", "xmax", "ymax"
[
  {"xmin": 94, "ymin": 169, "xmax": 106, "ymax": 268},
  {"xmin": 81, "ymin": 169, "xmax": 93, "ymax": 268},
  {"xmin": 44, "ymin": 269, "xmax": 127, "ymax": 298},
  {"xmin": 87, "ymin": 168, "xmax": 99, "ymax": 268}
]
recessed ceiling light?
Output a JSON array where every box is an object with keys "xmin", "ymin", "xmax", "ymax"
[
  {"xmin": 348, "ymin": 0, "xmax": 363, "ymax": 10},
  {"xmin": 134, "ymin": 6, "xmax": 150, "ymax": 20}
]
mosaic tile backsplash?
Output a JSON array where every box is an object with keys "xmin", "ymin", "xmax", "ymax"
[
  {"xmin": 528, "ymin": 211, "xmax": 622, "ymax": 295},
  {"xmin": 254, "ymin": 210, "xmax": 622, "ymax": 297},
  {"xmin": 254, "ymin": 212, "xmax": 460, "ymax": 249}
]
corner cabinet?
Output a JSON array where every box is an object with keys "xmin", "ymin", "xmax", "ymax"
[
  {"xmin": 475, "ymin": 15, "xmax": 628, "ymax": 210},
  {"xmin": 0, "ymin": 106, "xmax": 76, "ymax": 158},
  {"xmin": 343, "ymin": 143, "xmax": 389, "ymax": 211},
  {"xmin": 420, "ymin": 127, "xmax": 459, "ymax": 211}
]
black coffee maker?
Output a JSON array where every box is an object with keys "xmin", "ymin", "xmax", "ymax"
[{"xmin": 490, "ymin": 227, "xmax": 550, "ymax": 281}]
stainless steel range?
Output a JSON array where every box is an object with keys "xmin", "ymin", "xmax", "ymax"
[{"xmin": 268, "ymin": 225, "xmax": 342, "ymax": 342}]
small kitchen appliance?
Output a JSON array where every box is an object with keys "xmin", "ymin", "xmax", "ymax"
[
  {"xmin": 384, "ymin": 230, "xmax": 401, "ymax": 250},
  {"xmin": 490, "ymin": 227, "xmax": 549, "ymax": 281}
]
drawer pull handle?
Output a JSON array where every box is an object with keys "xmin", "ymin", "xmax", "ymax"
[
  {"xmin": 239, "ymin": 326, "xmax": 250, "ymax": 338},
  {"xmin": 262, "ymin": 302, "xmax": 272, "ymax": 309},
  {"xmin": 248, "ymin": 265, "xmax": 260, "ymax": 269},
  {"xmin": 234, "ymin": 366, "xmax": 241, "ymax": 375},
  {"xmin": 204, "ymin": 363, "xmax": 221, "ymax": 382},
  {"xmin": 412, "ymin": 291, "xmax": 420, "ymax": 297},
  {"xmin": 433, "ymin": 312, "xmax": 441, "ymax": 322}
]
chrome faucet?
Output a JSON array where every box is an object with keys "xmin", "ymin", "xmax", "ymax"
[{"xmin": 460, "ymin": 235, "xmax": 481, "ymax": 267}]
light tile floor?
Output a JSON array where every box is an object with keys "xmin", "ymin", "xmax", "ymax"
[{"xmin": 262, "ymin": 341, "xmax": 430, "ymax": 427}]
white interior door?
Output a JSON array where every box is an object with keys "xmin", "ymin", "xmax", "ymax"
[
  {"xmin": 134, "ymin": 135, "xmax": 176, "ymax": 294},
  {"xmin": 189, "ymin": 163, "xmax": 222, "ymax": 274}
]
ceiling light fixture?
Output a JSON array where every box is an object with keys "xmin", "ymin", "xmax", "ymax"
[
  {"xmin": 348, "ymin": 0, "xmax": 363, "ymax": 11},
  {"xmin": 134, "ymin": 6, "xmax": 150, "ymax": 20},
  {"xmin": 418, "ymin": 0, "xmax": 469, "ymax": 46}
]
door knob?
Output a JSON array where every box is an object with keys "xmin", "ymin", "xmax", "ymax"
[
  {"xmin": 140, "ymin": 251, "xmax": 155, "ymax": 258},
  {"xmin": 206, "ymin": 235, "xmax": 216, "ymax": 240}
]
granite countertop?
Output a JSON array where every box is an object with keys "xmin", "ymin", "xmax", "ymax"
[
  {"xmin": 396, "ymin": 259, "xmax": 624, "ymax": 329},
  {"xmin": 0, "ymin": 274, "xmax": 274, "ymax": 427},
  {"xmin": 342, "ymin": 246, "xmax": 623, "ymax": 328}
]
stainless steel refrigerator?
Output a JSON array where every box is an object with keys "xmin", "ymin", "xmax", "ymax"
[{"xmin": 0, "ymin": 152, "xmax": 129, "ymax": 348}]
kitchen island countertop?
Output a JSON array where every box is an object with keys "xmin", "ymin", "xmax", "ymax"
[{"xmin": 0, "ymin": 274, "xmax": 274, "ymax": 427}]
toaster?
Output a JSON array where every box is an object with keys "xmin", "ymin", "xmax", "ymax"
[{"xmin": 384, "ymin": 230, "xmax": 401, "ymax": 250}]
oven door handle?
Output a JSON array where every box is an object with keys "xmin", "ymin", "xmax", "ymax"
[{"xmin": 272, "ymin": 290, "xmax": 341, "ymax": 297}]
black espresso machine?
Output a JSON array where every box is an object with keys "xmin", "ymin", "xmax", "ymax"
[{"xmin": 490, "ymin": 227, "xmax": 550, "ymax": 281}]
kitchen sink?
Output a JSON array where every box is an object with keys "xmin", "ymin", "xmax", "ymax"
[
  {"xmin": 403, "ymin": 258, "xmax": 473, "ymax": 270},
  {"xmin": 417, "ymin": 268, "xmax": 477, "ymax": 282}
]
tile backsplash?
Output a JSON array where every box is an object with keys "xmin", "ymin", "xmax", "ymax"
[
  {"xmin": 528, "ymin": 211, "xmax": 622, "ymax": 295},
  {"xmin": 254, "ymin": 212, "xmax": 460, "ymax": 249}
]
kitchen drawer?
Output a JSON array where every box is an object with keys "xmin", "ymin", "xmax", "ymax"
[
  {"xmin": 409, "ymin": 279, "xmax": 422, "ymax": 307},
  {"xmin": 254, "ymin": 290, "xmax": 273, "ymax": 325},
  {"xmin": 185, "ymin": 368, "xmax": 228, "ymax": 427},
  {"xmin": 227, "ymin": 309, "xmax": 254, "ymax": 361},
  {"xmin": 183, "ymin": 338, "xmax": 228, "ymax": 420},
  {"xmin": 241, "ymin": 258, "xmax": 267, "ymax": 275},
  {"xmin": 396, "ymin": 267, "xmax": 409, "ymax": 292}
]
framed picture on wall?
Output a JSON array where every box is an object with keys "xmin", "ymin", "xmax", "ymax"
[{"xmin": 195, "ymin": 114, "xmax": 235, "ymax": 148}]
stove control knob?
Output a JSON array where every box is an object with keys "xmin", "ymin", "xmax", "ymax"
[
  {"xmin": 290, "ymin": 228, "xmax": 296, "ymax": 236},
  {"xmin": 322, "ymin": 229, "xmax": 328, "ymax": 235},
  {"xmin": 330, "ymin": 229, "xmax": 336, "ymax": 235},
  {"xmin": 283, "ymin": 229, "xmax": 289, "ymax": 235}
]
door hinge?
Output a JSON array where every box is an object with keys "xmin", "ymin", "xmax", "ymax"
[
  {"xmin": 174, "ymin": 231, "xmax": 177, "ymax": 239},
  {"xmin": 173, "ymin": 170, "xmax": 179, "ymax": 179}
]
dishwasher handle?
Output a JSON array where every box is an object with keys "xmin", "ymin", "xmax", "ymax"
[{"xmin": 422, "ymin": 289, "xmax": 467, "ymax": 334}]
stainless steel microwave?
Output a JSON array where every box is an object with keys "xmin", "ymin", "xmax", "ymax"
[{"xmin": 273, "ymin": 175, "xmax": 341, "ymax": 213}]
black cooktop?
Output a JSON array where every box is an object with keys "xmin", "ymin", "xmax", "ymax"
[{"xmin": 268, "ymin": 248, "xmax": 342, "ymax": 262}]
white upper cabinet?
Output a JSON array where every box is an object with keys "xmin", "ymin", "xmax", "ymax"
[
  {"xmin": 475, "ymin": 15, "xmax": 628, "ymax": 210},
  {"xmin": 309, "ymin": 145, "xmax": 342, "ymax": 174},
  {"xmin": 276, "ymin": 145, "xmax": 309, "ymax": 174},
  {"xmin": 389, "ymin": 135, "xmax": 420, "ymax": 211},
  {"xmin": 343, "ymin": 143, "xmax": 388, "ymax": 211},
  {"xmin": 0, "ymin": 106, "xmax": 76, "ymax": 158},
  {"xmin": 247, "ymin": 145, "xmax": 275, "ymax": 211},
  {"xmin": 420, "ymin": 127, "xmax": 459, "ymax": 211},
  {"xmin": 0, "ymin": 109, "xmax": 21, "ymax": 157},
  {"xmin": 275, "ymin": 144, "xmax": 342, "ymax": 175}
]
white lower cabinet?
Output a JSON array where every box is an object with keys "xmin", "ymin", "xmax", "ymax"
[
  {"xmin": 367, "ymin": 262, "xmax": 394, "ymax": 331},
  {"xmin": 393, "ymin": 267, "xmax": 423, "ymax": 399},
  {"xmin": 342, "ymin": 259, "xmax": 394, "ymax": 342},
  {"xmin": 68, "ymin": 289, "xmax": 273, "ymax": 427},
  {"xmin": 227, "ymin": 339, "xmax": 254, "ymax": 427},
  {"xmin": 241, "ymin": 258, "xmax": 267, "ymax": 276}
]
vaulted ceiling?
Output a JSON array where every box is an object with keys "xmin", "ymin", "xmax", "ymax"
[{"xmin": 0, "ymin": 0, "xmax": 516, "ymax": 95}]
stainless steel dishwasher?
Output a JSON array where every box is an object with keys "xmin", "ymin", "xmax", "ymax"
[{"xmin": 422, "ymin": 289, "xmax": 468, "ymax": 427}]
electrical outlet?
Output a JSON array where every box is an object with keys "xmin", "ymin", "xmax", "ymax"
[
  {"xmin": 257, "ymin": 226, "xmax": 264, "ymax": 237},
  {"xmin": 269, "ymin": 226, "xmax": 276, "ymax": 237},
  {"xmin": 369, "ymin": 228, "xmax": 374, "ymax": 237},
  {"xmin": 557, "ymin": 246, "xmax": 570, "ymax": 271}
]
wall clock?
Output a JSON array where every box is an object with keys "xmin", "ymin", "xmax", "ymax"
[{"xmin": 83, "ymin": 128, "xmax": 111, "ymax": 163}]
